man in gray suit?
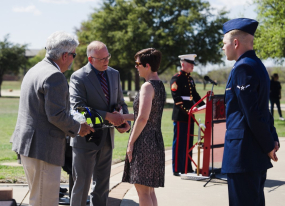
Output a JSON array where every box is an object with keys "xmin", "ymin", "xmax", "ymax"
[
  {"xmin": 11, "ymin": 31, "xmax": 94, "ymax": 206},
  {"xmin": 69, "ymin": 41, "xmax": 130, "ymax": 206}
]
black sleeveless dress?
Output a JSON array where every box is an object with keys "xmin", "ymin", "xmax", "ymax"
[{"xmin": 122, "ymin": 80, "xmax": 166, "ymax": 187}]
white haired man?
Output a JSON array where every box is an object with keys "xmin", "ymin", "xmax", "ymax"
[{"xmin": 11, "ymin": 31, "xmax": 94, "ymax": 206}]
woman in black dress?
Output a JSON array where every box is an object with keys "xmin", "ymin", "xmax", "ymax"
[{"xmin": 121, "ymin": 48, "xmax": 166, "ymax": 206}]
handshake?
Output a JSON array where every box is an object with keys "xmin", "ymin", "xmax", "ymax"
[{"xmin": 106, "ymin": 104, "xmax": 131, "ymax": 133}]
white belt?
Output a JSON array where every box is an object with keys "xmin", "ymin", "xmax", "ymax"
[{"xmin": 181, "ymin": 96, "xmax": 191, "ymax": 101}]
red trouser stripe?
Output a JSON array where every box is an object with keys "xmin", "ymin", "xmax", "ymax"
[{"xmin": 175, "ymin": 122, "xmax": 180, "ymax": 172}]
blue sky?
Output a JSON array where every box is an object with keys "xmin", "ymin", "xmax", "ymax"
[
  {"xmin": 2, "ymin": 0, "xmax": 270, "ymax": 69},
  {"xmin": 1, "ymin": 0, "xmax": 256, "ymax": 49}
]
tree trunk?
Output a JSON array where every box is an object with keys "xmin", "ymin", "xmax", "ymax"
[
  {"xmin": 128, "ymin": 72, "xmax": 132, "ymax": 91},
  {"xmin": 135, "ymin": 70, "xmax": 140, "ymax": 91}
]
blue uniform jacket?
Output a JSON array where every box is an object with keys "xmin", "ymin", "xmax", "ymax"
[{"xmin": 222, "ymin": 50, "xmax": 279, "ymax": 173}]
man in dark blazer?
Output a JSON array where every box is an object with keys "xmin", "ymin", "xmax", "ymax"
[
  {"xmin": 222, "ymin": 18, "xmax": 279, "ymax": 206},
  {"xmin": 170, "ymin": 54, "xmax": 205, "ymax": 176},
  {"xmin": 11, "ymin": 31, "xmax": 93, "ymax": 206},
  {"xmin": 69, "ymin": 41, "xmax": 130, "ymax": 206}
]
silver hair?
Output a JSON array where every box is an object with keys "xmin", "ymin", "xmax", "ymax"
[
  {"xmin": 45, "ymin": 31, "xmax": 79, "ymax": 60},
  {"xmin": 86, "ymin": 41, "xmax": 107, "ymax": 57}
]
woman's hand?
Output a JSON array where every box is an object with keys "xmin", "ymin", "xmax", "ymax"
[{"xmin": 127, "ymin": 142, "xmax": 134, "ymax": 162}]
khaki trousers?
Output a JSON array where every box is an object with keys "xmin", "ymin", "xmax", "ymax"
[{"xmin": 21, "ymin": 155, "xmax": 61, "ymax": 206}]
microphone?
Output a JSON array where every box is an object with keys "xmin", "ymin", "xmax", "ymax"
[{"xmin": 204, "ymin": 76, "xmax": 217, "ymax": 85}]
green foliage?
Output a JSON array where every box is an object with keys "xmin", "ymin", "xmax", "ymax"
[
  {"xmin": 0, "ymin": 35, "xmax": 27, "ymax": 96},
  {"xmin": 75, "ymin": 0, "xmax": 229, "ymax": 78},
  {"xmin": 27, "ymin": 49, "xmax": 45, "ymax": 68},
  {"xmin": 254, "ymin": 0, "xmax": 285, "ymax": 62},
  {"xmin": 207, "ymin": 67, "xmax": 231, "ymax": 85}
]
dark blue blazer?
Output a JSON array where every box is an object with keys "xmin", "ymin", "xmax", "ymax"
[{"xmin": 222, "ymin": 50, "xmax": 279, "ymax": 173}]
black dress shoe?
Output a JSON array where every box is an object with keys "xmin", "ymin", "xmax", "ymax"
[
  {"xmin": 60, "ymin": 187, "xmax": 68, "ymax": 193},
  {"xmin": 173, "ymin": 172, "xmax": 181, "ymax": 176},
  {"xmin": 59, "ymin": 192, "xmax": 65, "ymax": 198}
]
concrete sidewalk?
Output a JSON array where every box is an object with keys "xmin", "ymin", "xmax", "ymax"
[
  {"xmin": 122, "ymin": 138, "xmax": 285, "ymax": 206},
  {"xmin": 1, "ymin": 139, "xmax": 284, "ymax": 206}
]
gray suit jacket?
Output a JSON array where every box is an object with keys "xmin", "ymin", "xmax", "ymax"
[
  {"xmin": 69, "ymin": 62, "xmax": 128, "ymax": 150},
  {"xmin": 11, "ymin": 58, "xmax": 80, "ymax": 166}
]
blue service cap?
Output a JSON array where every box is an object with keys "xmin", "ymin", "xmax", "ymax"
[{"xmin": 223, "ymin": 18, "xmax": 259, "ymax": 36}]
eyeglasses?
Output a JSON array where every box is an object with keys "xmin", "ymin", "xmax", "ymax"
[
  {"xmin": 68, "ymin": 52, "xmax": 77, "ymax": 58},
  {"xmin": 135, "ymin": 61, "xmax": 142, "ymax": 67},
  {"xmin": 91, "ymin": 53, "xmax": 111, "ymax": 62}
]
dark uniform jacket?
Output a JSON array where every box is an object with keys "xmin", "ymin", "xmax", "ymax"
[
  {"xmin": 270, "ymin": 80, "xmax": 281, "ymax": 99},
  {"xmin": 170, "ymin": 70, "xmax": 205, "ymax": 122},
  {"xmin": 222, "ymin": 50, "xmax": 279, "ymax": 173}
]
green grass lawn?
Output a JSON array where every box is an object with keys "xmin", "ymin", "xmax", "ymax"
[
  {"xmin": 0, "ymin": 81, "xmax": 284, "ymax": 183},
  {"xmin": 0, "ymin": 98, "xmax": 19, "ymax": 162},
  {"xmin": 1, "ymin": 81, "xmax": 22, "ymax": 90},
  {"xmin": 2, "ymin": 80, "xmax": 285, "ymax": 103}
]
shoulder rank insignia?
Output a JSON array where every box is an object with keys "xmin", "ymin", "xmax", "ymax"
[
  {"xmin": 237, "ymin": 85, "xmax": 250, "ymax": 90},
  {"xmin": 171, "ymin": 81, "xmax": 178, "ymax": 91}
]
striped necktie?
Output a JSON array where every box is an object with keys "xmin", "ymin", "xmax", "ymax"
[{"xmin": 99, "ymin": 71, "xmax": 109, "ymax": 104}]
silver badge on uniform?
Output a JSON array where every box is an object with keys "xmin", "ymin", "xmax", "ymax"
[{"xmin": 237, "ymin": 85, "xmax": 250, "ymax": 90}]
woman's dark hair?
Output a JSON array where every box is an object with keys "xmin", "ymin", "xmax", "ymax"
[
  {"xmin": 271, "ymin": 73, "xmax": 279, "ymax": 80},
  {"xmin": 134, "ymin": 48, "xmax": 162, "ymax": 72}
]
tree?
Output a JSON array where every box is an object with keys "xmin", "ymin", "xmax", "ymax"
[
  {"xmin": 254, "ymin": 0, "xmax": 285, "ymax": 62},
  {"xmin": 28, "ymin": 49, "xmax": 45, "ymax": 68},
  {"xmin": 75, "ymin": 0, "xmax": 229, "ymax": 90},
  {"xmin": 0, "ymin": 35, "xmax": 27, "ymax": 97}
]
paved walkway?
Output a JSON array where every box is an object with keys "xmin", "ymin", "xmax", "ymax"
[
  {"xmin": 122, "ymin": 138, "xmax": 285, "ymax": 206},
  {"xmin": 1, "ymin": 139, "xmax": 285, "ymax": 206}
]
